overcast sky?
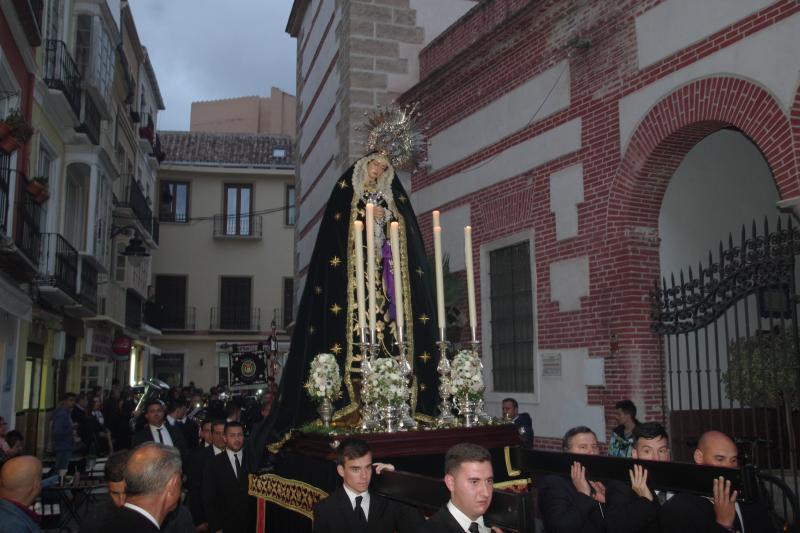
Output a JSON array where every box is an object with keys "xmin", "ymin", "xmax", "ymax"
[{"xmin": 128, "ymin": 0, "xmax": 297, "ymax": 131}]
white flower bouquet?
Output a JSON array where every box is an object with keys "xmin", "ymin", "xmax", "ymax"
[
  {"xmin": 305, "ymin": 353, "xmax": 342, "ymax": 403},
  {"xmin": 364, "ymin": 357, "xmax": 408, "ymax": 406},
  {"xmin": 450, "ymin": 350, "xmax": 485, "ymax": 400}
]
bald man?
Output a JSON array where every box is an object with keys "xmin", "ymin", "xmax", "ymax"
[
  {"xmin": 0, "ymin": 455, "xmax": 43, "ymax": 532},
  {"xmin": 661, "ymin": 430, "xmax": 775, "ymax": 533}
]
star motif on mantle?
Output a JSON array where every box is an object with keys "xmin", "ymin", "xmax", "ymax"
[
  {"xmin": 419, "ymin": 383, "xmax": 427, "ymax": 392},
  {"xmin": 398, "ymin": 194, "xmax": 407, "ymax": 203},
  {"xmin": 418, "ymin": 313, "xmax": 430, "ymax": 325},
  {"xmin": 329, "ymin": 303, "xmax": 342, "ymax": 316},
  {"xmin": 338, "ymin": 179, "xmax": 349, "ymax": 189},
  {"xmin": 329, "ymin": 256, "xmax": 342, "ymax": 268},
  {"xmin": 314, "ymin": 286, "xmax": 323, "ymax": 295},
  {"xmin": 333, "ymin": 212, "xmax": 342, "ymax": 221},
  {"xmin": 308, "ymin": 325, "xmax": 315, "ymax": 334},
  {"xmin": 415, "ymin": 267, "xmax": 424, "ymax": 278},
  {"xmin": 330, "ymin": 343, "xmax": 342, "ymax": 355},
  {"xmin": 418, "ymin": 352, "xmax": 431, "ymax": 363}
]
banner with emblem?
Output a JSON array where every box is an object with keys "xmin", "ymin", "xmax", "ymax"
[{"xmin": 229, "ymin": 344, "xmax": 268, "ymax": 386}]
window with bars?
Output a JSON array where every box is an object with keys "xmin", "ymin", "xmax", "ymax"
[
  {"xmin": 489, "ymin": 241, "xmax": 535, "ymax": 392},
  {"xmin": 159, "ymin": 181, "xmax": 189, "ymax": 222}
]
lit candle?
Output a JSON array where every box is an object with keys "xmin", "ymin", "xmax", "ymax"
[
  {"xmin": 433, "ymin": 226, "xmax": 445, "ymax": 330},
  {"xmin": 464, "ymin": 226, "xmax": 477, "ymax": 335},
  {"xmin": 432, "ymin": 210, "xmax": 440, "ymax": 229},
  {"xmin": 353, "ymin": 220, "xmax": 366, "ymax": 334},
  {"xmin": 365, "ymin": 203, "xmax": 376, "ymax": 337},
  {"xmin": 390, "ymin": 222, "xmax": 404, "ymax": 333}
]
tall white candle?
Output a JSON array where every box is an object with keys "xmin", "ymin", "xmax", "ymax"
[
  {"xmin": 464, "ymin": 226, "xmax": 477, "ymax": 334},
  {"xmin": 365, "ymin": 204, "xmax": 376, "ymax": 336},
  {"xmin": 353, "ymin": 220, "xmax": 366, "ymax": 334},
  {"xmin": 433, "ymin": 226, "xmax": 445, "ymax": 330},
  {"xmin": 432, "ymin": 210, "xmax": 440, "ymax": 229},
  {"xmin": 390, "ymin": 222, "xmax": 404, "ymax": 332}
]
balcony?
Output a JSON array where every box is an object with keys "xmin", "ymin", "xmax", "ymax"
[
  {"xmin": 11, "ymin": 0, "xmax": 43, "ymax": 46},
  {"xmin": 66, "ymin": 258, "xmax": 98, "ymax": 317},
  {"xmin": 156, "ymin": 305, "xmax": 195, "ymax": 332},
  {"xmin": 14, "ymin": 195, "xmax": 42, "ymax": 267},
  {"xmin": 147, "ymin": 134, "xmax": 167, "ymax": 169},
  {"xmin": 43, "ymin": 40, "xmax": 82, "ymax": 119},
  {"xmin": 113, "ymin": 175, "xmax": 155, "ymax": 243},
  {"xmin": 95, "ymin": 279, "xmax": 126, "ymax": 326},
  {"xmin": 213, "ymin": 214, "xmax": 262, "ymax": 239},
  {"xmin": 0, "ymin": 153, "xmax": 9, "ymax": 236},
  {"xmin": 138, "ymin": 113, "xmax": 155, "ymax": 152},
  {"xmin": 75, "ymin": 92, "xmax": 101, "ymax": 145},
  {"xmin": 38, "ymin": 233, "xmax": 79, "ymax": 307},
  {"xmin": 210, "ymin": 307, "xmax": 260, "ymax": 332}
]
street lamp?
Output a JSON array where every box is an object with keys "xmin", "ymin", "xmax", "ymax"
[{"xmin": 111, "ymin": 224, "xmax": 150, "ymax": 266}]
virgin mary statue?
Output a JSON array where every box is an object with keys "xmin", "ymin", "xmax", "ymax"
[{"xmin": 258, "ymin": 105, "xmax": 441, "ymax": 451}]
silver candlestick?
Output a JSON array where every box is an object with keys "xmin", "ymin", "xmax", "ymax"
[
  {"xmin": 436, "ymin": 327, "xmax": 455, "ymax": 426},
  {"xmin": 394, "ymin": 325, "xmax": 417, "ymax": 429},
  {"xmin": 466, "ymin": 328, "xmax": 491, "ymax": 424},
  {"xmin": 358, "ymin": 327, "xmax": 378, "ymax": 431}
]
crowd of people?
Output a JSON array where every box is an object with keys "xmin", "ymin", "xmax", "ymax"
[{"xmin": 0, "ymin": 390, "xmax": 771, "ymax": 533}]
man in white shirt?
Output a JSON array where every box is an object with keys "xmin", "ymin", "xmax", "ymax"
[
  {"xmin": 420, "ymin": 442, "xmax": 501, "ymax": 533},
  {"xmin": 131, "ymin": 400, "xmax": 187, "ymax": 456},
  {"xmin": 203, "ymin": 421, "xmax": 253, "ymax": 533}
]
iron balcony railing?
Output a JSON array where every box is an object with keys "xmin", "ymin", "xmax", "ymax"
[
  {"xmin": 14, "ymin": 195, "xmax": 42, "ymax": 266},
  {"xmin": 125, "ymin": 289, "xmax": 143, "ymax": 329},
  {"xmin": 43, "ymin": 39, "xmax": 82, "ymax": 117},
  {"xmin": 158, "ymin": 210, "xmax": 188, "ymax": 223},
  {"xmin": 116, "ymin": 175, "xmax": 153, "ymax": 235},
  {"xmin": 76, "ymin": 92, "xmax": 101, "ymax": 145},
  {"xmin": 39, "ymin": 233, "xmax": 78, "ymax": 298},
  {"xmin": 0, "ymin": 152, "xmax": 10, "ymax": 234},
  {"xmin": 210, "ymin": 307, "xmax": 260, "ymax": 331},
  {"xmin": 78, "ymin": 259, "xmax": 98, "ymax": 313},
  {"xmin": 212, "ymin": 213, "xmax": 262, "ymax": 238},
  {"xmin": 151, "ymin": 304, "xmax": 195, "ymax": 331}
]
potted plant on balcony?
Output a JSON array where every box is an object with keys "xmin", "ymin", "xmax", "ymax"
[
  {"xmin": 26, "ymin": 176, "xmax": 49, "ymax": 203},
  {"xmin": 0, "ymin": 110, "xmax": 34, "ymax": 154}
]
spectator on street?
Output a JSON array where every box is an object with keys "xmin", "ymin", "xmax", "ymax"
[
  {"xmin": 609, "ymin": 400, "xmax": 640, "ymax": 458},
  {"xmin": 0, "ymin": 431, "xmax": 24, "ymax": 466},
  {"xmin": 0, "ymin": 418, "xmax": 9, "ymax": 454},
  {"xmin": 52, "ymin": 392, "xmax": 76, "ymax": 474},
  {"xmin": 0, "ymin": 455, "xmax": 43, "ymax": 532}
]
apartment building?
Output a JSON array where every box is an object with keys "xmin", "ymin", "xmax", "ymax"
[
  {"xmin": 152, "ymin": 132, "xmax": 294, "ymax": 390},
  {"xmin": 0, "ymin": 0, "xmax": 164, "ymax": 453}
]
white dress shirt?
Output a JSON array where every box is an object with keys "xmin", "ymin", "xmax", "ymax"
[
  {"xmin": 447, "ymin": 500, "xmax": 490, "ymax": 533},
  {"xmin": 226, "ymin": 448, "xmax": 243, "ymax": 478},
  {"xmin": 342, "ymin": 483, "xmax": 370, "ymax": 519},
  {"xmin": 148, "ymin": 424, "xmax": 173, "ymax": 446},
  {"xmin": 124, "ymin": 502, "xmax": 160, "ymax": 529},
  {"xmin": 212, "ymin": 444, "xmax": 225, "ymax": 455}
]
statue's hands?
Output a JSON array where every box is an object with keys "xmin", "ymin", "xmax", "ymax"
[{"xmin": 373, "ymin": 206, "xmax": 386, "ymax": 220}]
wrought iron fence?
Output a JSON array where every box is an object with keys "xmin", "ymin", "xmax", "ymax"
[
  {"xmin": 210, "ymin": 307, "xmax": 260, "ymax": 331},
  {"xmin": 78, "ymin": 259, "xmax": 98, "ymax": 312},
  {"xmin": 39, "ymin": 233, "xmax": 78, "ymax": 298},
  {"xmin": 116, "ymin": 175, "xmax": 153, "ymax": 235},
  {"xmin": 651, "ymin": 216, "xmax": 800, "ymax": 529},
  {"xmin": 153, "ymin": 305, "xmax": 195, "ymax": 331},
  {"xmin": 43, "ymin": 39, "xmax": 82, "ymax": 117},
  {"xmin": 212, "ymin": 213, "xmax": 262, "ymax": 238}
]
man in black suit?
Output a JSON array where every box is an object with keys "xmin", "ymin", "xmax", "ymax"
[
  {"xmin": 166, "ymin": 398, "xmax": 200, "ymax": 450},
  {"xmin": 98, "ymin": 442, "xmax": 183, "ymax": 532},
  {"xmin": 501, "ymin": 398, "xmax": 533, "ymax": 448},
  {"xmin": 537, "ymin": 426, "xmax": 605, "ymax": 533},
  {"xmin": 420, "ymin": 442, "xmax": 500, "ymax": 533},
  {"xmin": 313, "ymin": 438, "xmax": 424, "ymax": 533},
  {"xmin": 202, "ymin": 421, "xmax": 253, "ymax": 533},
  {"xmin": 187, "ymin": 419, "xmax": 225, "ymax": 528},
  {"xmin": 131, "ymin": 400, "xmax": 187, "ymax": 455},
  {"xmin": 661, "ymin": 430, "xmax": 776, "ymax": 533},
  {"xmin": 605, "ymin": 422, "xmax": 670, "ymax": 533}
]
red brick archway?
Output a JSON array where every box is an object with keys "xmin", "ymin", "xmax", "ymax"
[{"xmin": 601, "ymin": 76, "xmax": 798, "ymax": 425}]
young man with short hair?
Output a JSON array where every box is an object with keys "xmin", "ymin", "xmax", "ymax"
[
  {"xmin": 313, "ymin": 438, "xmax": 423, "ymax": 533},
  {"xmin": 537, "ymin": 426, "xmax": 605, "ymax": 533},
  {"xmin": 501, "ymin": 398, "xmax": 533, "ymax": 448},
  {"xmin": 605, "ymin": 421, "xmax": 670, "ymax": 533},
  {"xmin": 202, "ymin": 421, "xmax": 254, "ymax": 533},
  {"xmin": 421, "ymin": 442, "xmax": 500, "ymax": 533},
  {"xmin": 609, "ymin": 400, "xmax": 640, "ymax": 457}
]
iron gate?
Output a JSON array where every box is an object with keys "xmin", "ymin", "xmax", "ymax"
[{"xmin": 651, "ymin": 217, "xmax": 800, "ymax": 529}]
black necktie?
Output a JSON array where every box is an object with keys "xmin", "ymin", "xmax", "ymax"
[
  {"xmin": 157, "ymin": 427, "xmax": 164, "ymax": 443},
  {"xmin": 469, "ymin": 523, "xmax": 480, "ymax": 533},
  {"xmin": 234, "ymin": 453, "xmax": 241, "ymax": 479},
  {"xmin": 355, "ymin": 495, "xmax": 367, "ymax": 525}
]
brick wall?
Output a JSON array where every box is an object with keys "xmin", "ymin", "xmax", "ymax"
[{"xmin": 400, "ymin": 0, "xmax": 800, "ymax": 441}]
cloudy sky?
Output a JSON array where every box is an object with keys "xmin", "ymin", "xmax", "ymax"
[{"xmin": 128, "ymin": 0, "xmax": 297, "ymax": 131}]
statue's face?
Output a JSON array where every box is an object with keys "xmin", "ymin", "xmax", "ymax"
[{"xmin": 366, "ymin": 159, "xmax": 388, "ymax": 184}]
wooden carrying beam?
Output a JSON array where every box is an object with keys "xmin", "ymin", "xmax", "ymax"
[
  {"xmin": 371, "ymin": 470, "xmax": 536, "ymax": 533},
  {"xmin": 509, "ymin": 448, "xmax": 760, "ymax": 503}
]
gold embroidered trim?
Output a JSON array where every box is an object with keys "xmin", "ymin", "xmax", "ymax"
[
  {"xmin": 248, "ymin": 473, "xmax": 328, "ymax": 519},
  {"xmin": 267, "ymin": 429, "xmax": 295, "ymax": 454}
]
